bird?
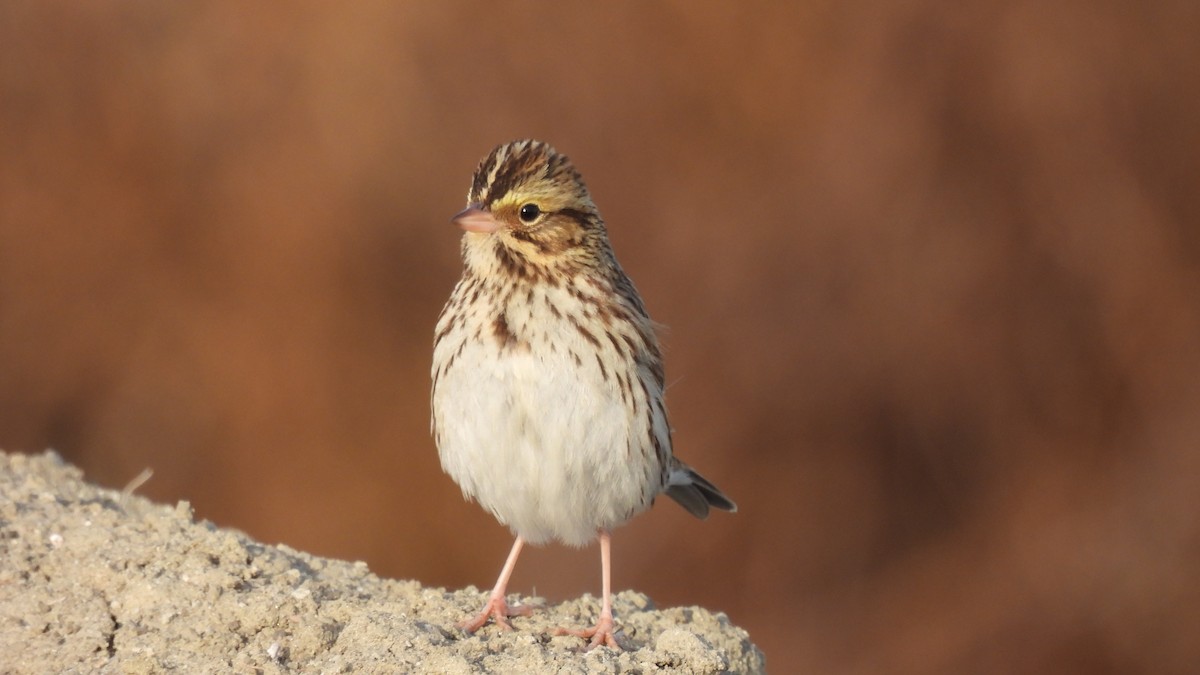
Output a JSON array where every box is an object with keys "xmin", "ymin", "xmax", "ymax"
[{"xmin": 430, "ymin": 139, "xmax": 736, "ymax": 650}]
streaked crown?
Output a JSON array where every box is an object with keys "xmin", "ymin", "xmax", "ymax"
[{"xmin": 459, "ymin": 140, "xmax": 613, "ymax": 272}]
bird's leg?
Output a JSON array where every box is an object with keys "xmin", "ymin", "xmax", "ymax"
[
  {"xmin": 459, "ymin": 536, "xmax": 533, "ymax": 633},
  {"xmin": 555, "ymin": 530, "xmax": 620, "ymax": 650}
]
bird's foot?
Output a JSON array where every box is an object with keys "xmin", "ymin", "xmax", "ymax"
[
  {"xmin": 458, "ymin": 594, "xmax": 533, "ymax": 633},
  {"xmin": 554, "ymin": 613, "xmax": 621, "ymax": 651}
]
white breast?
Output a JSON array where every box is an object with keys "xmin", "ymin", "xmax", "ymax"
[{"xmin": 432, "ymin": 297, "xmax": 662, "ymax": 547}]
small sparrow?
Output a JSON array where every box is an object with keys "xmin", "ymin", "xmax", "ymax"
[{"xmin": 431, "ymin": 140, "xmax": 735, "ymax": 650}]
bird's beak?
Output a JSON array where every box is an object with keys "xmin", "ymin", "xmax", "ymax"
[{"xmin": 452, "ymin": 204, "xmax": 500, "ymax": 234}]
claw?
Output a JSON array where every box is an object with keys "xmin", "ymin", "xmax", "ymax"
[
  {"xmin": 457, "ymin": 537, "xmax": 532, "ymax": 634},
  {"xmin": 459, "ymin": 595, "xmax": 533, "ymax": 633},
  {"xmin": 554, "ymin": 613, "xmax": 620, "ymax": 650}
]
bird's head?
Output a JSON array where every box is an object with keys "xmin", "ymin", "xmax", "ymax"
[{"xmin": 453, "ymin": 140, "xmax": 611, "ymax": 278}]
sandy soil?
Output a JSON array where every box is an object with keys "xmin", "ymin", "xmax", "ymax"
[{"xmin": 0, "ymin": 451, "xmax": 763, "ymax": 673}]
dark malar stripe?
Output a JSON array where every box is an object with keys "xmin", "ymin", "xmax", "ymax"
[
  {"xmin": 494, "ymin": 243, "xmax": 527, "ymax": 280},
  {"xmin": 507, "ymin": 227, "xmax": 554, "ymax": 254}
]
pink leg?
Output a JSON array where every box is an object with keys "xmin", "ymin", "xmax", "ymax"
[
  {"xmin": 459, "ymin": 537, "xmax": 533, "ymax": 633},
  {"xmin": 555, "ymin": 531, "xmax": 620, "ymax": 650}
]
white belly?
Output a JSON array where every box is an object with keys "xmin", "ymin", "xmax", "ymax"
[{"xmin": 432, "ymin": 338, "xmax": 657, "ymax": 547}]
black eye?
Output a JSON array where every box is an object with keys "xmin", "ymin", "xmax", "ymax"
[{"xmin": 518, "ymin": 203, "xmax": 541, "ymax": 223}]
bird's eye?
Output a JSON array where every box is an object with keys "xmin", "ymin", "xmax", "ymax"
[{"xmin": 518, "ymin": 203, "xmax": 541, "ymax": 223}]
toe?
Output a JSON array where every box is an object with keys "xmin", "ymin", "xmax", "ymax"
[
  {"xmin": 459, "ymin": 595, "xmax": 535, "ymax": 633},
  {"xmin": 554, "ymin": 616, "xmax": 621, "ymax": 651}
]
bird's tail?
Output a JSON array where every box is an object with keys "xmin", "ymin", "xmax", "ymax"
[{"xmin": 664, "ymin": 460, "xmax": 737, "ymax": 519}]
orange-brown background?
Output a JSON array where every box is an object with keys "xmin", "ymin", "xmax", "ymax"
[{"xmin": 2, "ymin": 2, "xmax": 1197, "ymax": 672}]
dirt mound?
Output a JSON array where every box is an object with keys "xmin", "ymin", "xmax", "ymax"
[{"xmin": 0, "ymin": 451, "xmax": 763, "ymax": 673}]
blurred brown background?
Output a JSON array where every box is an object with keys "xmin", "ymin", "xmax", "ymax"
[{"xmin": 2, "ymin": 2, "xmax": 1198, "ymax": 672}]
